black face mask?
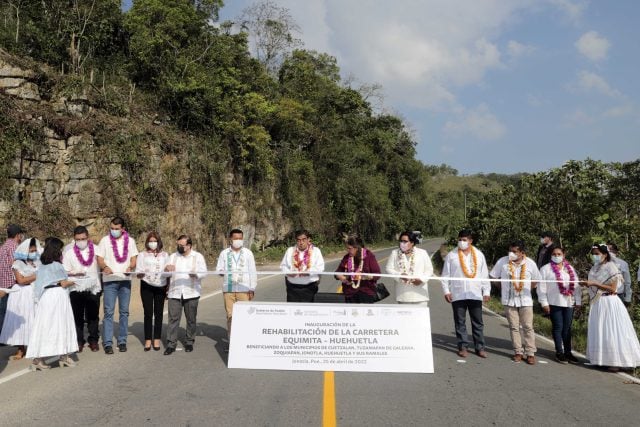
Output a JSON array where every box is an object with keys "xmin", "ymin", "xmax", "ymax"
[{"xmin": 177, "ymin": 246, "xmax": 186, "ymax": 255}]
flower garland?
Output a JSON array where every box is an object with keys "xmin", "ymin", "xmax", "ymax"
[
  {"xmin": 508, "ymin": 258, "xmax": 528, "ymax": 293},
  {"xmin": 397, "ymin": 250, "xmax": 415, "ymax": 276},
  {"xmin": 346, "ymin": 248, "xmax": 366, "ymax": 289},
  {"xmin": 293, "ymin": 244, "xmax": 313, "ymax": 271},
  {"xmin": 74, "ymin": 241, "xmax": 95, "ymax": 267},
  {"xmin": 550, "ymin": 260, "xmax": 576, "ymax": 296},
  {"xmin": 458, "ymin": 247, "xmax": 477, "ymax": 278},
  {"xmin": 110, "ymin": 231, "xmax": 129, "ymax": 264}
]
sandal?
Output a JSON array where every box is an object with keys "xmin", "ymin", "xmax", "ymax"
[{"xmin": 29, "ymin": 359, "xmax": 51, "ymax": 371}]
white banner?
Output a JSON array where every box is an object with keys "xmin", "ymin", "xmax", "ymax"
[{"xmin": 228, "ymin": 302, "xmax": 434, "ymax": 373}]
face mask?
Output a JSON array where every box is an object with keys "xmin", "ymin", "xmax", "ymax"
[
  {"xmin": 148, "ymin": 242, "xmax": 158, "ymax": 250},
  {"xmin": 28, "ymin": 252, "xmax": 38, "ymax": 261},
  {"xmin": 609, "ymin": 253, "xmax": 617, "ymax": 259},
  {"xmin": 399, "ymin": 242, "xmax": 411, "ymax": 252},
  {"xmin": 177, "ymin": 246, "xmax": 186, "ymax": 255},
  {"xmin": 591, "ymin": 254, "xmax": 601, "ymax": 265},
  {"xmin": 458, "ymin": 241, "xmax": 469, "ymax": 250},
  {"xmin": 75, "ymin": 240, "xmax": 88, "ymax": 250},
  {"xmin": 110, "ymin": 229, "xmax": 122, "ymax": 239},
  {"xmin": 232, "ymin": 240, "xmax": 244, "ymax": 249},
  {"xmin": 540, "ymin": 238, "xmax": 545, "ymax": 245},
  {"xmin": 551, "ymin": 255, "xmax": 563, "ymax": 264},
  {"xmin": 508, "ymin": 251, "xmax": 518, "ymax": 262}
]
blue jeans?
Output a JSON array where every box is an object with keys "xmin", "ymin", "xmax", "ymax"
[
  {"xmin": 452, "ymin": 299, "xmax": 485, "ymax": 351},
  {"xmin": 549, "ymin": 305, "xmax": 574, "ymax": 355},
  {"xmin": 102, "ymin": 280, "xmax": 131, "ymax": 347}
]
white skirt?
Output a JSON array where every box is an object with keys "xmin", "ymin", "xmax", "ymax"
[
  {"xmin": 0, "ymin": 285, "xmax": 35, "ymax": 346},
  {"xmin": 26, "ymin": 287, "xmax": 78, "ymax": 358},
  {"xmin": 586, "ymin": 295, "xmax": 640, "ymax": 367}
]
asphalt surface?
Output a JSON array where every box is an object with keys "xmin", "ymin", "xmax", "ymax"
[{"xmin": 1, "ymin": 239, "xmax": 639, "ymax": 426}]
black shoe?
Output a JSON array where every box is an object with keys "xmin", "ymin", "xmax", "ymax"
[
  {"xmin": 118, "ymin": 344, "xmax": 127, "ymax": 353},
  {"xmin": 153, "ymin": 346, "xmax": 161, "ymax": 351},
  {"xmin": 144, "ymin": 346, "xmax": 151, "ymax": 352},
  {"xmin": 565, "ymin": 353, "xmax": 580, "ymax": 364},
  {"xmin": 555, "ymin": 353, "xmax": 569, "ymax": 364},
  {"xmin": 164, "ymin": 348, "xmax": 175, "ymax": 355},
  {"xmin": 185, "ymin": 345, "xmax": 193, "ymax": 352},
  {"xmin": 104, "ymin": 346, "xmax": 114, "ymax": 355}
]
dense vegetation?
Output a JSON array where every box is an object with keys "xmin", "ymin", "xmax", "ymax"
[
  {"xmin": 0, "ymin": 2, "xmax": 637, "ymax": 271},
  {"xmin": 0, "ymin": 0, "xmax": 467, "ymax": 244}
]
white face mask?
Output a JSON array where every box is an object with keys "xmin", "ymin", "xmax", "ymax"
[
  {"xmin": 75, "ymin": 240, "xmax": 88, "ymax": 250},
  {"xmin": 540, "ymin": 238, "xmax": 546, "ymax": 245},
  {"xmin": 551, "ymin": 255, "xmax": 563, "ymax": 264},
  {"xmin": 508, "ymin": 251, "xmax": 518, "ymax": 262},
  {"xmin": 232, "ymin": 239, "xmax": 244, "ymax": 249},
  {"xmin": 399, "ymin": 242, "xmax": 411, "ymax": 253},
  {"xmin": 148, "ymin": 241, "xmax": 158, "ymax": 250},
  {"xmin": 458, "ymin": 240, "xmax": 469, "ymax": 250},
  {"xmin": 591, "ymin": 254, "xmax": 601, "ymax": 265}
]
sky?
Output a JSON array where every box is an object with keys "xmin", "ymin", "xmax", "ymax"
[{"xmin": 124, "ymin": 1, "xmax": 640, "ymax": 175}]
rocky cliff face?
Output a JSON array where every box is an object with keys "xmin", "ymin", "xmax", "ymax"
[{"xmin": 0, "ymin": 50, "xmax": 291, "ymax": 254}]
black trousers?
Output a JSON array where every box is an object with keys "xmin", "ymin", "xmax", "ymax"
[
  {"xmin": 286, "ymin": 279, "xmax": 319, "ymax": 302},
  {"xmin": 345, "ymin": 293, "xmax": 376, "ymax": 304},
  {"xmin": 452, "ymin": 299, "xmax": 485, "ymax": 351},
  {"xmin": 70, "ymin": 290, "xmax": 101, "ymax": 344},
  {"xmin": 140, "ymin": 281, "xmax": 167, "ymax": 340}
]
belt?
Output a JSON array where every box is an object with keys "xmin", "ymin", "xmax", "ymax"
[
  {"xmin": 44, "ymin": 283, "xmax": 61, "ymax": 290},
  {"xmin": 601, "ymin": 292, "xmax": 614, "ymax": 296}
]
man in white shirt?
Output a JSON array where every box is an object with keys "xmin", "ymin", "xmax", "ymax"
[
  {"xmin": 216, "ymin": 229, "xmax": 257, "ymax": 340},
  {"xmin": 280, "ymin": 229, "xmax": 325, "ymax": 302},
  {"xmin": 490, "ymin": 240, "xmax": 541, "ymax": 365},
  {"xmin": 96, "ymin": 217, "xmax": 138, "ymax": 354},
  {"xmin": 63, "ymin": 226, "xmax": 102, "ymax": 352},
  {"xmin": 607, "ymin": 243, "xmax": 632, "ymax": 304},
  {"xmin": 441, "ymin": 229, "xmax": 491, "ymax": 358},
  {"xmin": 163, "ymin": 235, "xmax": 207, "ymax": 355},
  {"xmin": 386, "ymin": 231, "xmax": 433, "ymax": 305}
]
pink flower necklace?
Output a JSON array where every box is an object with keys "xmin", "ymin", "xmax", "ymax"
[
  {"xmin": 293, "ymin": 244, "xmax": 313, "ymax": 271},
  {"xmin": 550, "ymin": 260, "xmax": 576, "ymax": 296},
  {"xmin": 110, "ymin": 231, "xmax": 129, "ymax": 264},
  {"xmin": 346, "ymin": 248, "xmax": 366, "ymax": 289},
  {"xmin": 74, "ymin": 241, "xmax": 95, "ymax": 267}
]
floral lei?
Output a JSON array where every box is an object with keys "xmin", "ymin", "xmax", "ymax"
[
  {"xmin": 293, "ymin": 244, "xmax": 313, "ymax": 271},
  {"xmin": 346, "ymin": 248, "xmax": 366, "ymax": 289},
  {"xmin": 458, "ymin": 247, "xmax": 477, "ymax": 278},
  {"xmin": 398, "ymin": 249, "xmax": 415, "ymax": 276},
  {"xmin": 508, "ymin": 258, "xmax": 528, "ymax": 293},
  {"xmin": 550, "ymin": 259, "xmax": 576, "ymax": 296},
  {"xmin": 110, "ymin": 231, "xmax": 129, "ymax": 264},
  {"xmin": 74, "ymin": 240, "xmax": 95, "ymax": 267}
]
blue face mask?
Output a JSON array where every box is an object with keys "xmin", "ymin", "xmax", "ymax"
[
  {"xmin": 28, "ymin": 252, "xmax": 38, "ymax": 261},
  {"xmin": 110, "ymin": 229, "xmax": 122, "ymax": 239}
]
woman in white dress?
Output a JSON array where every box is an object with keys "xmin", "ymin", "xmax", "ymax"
[
  {"xmin": 26, "ymin": 237, "xmax": 79, "ymax": 371},
  {"xmin": 0, "ymin": 238, "xmax": 42, "ymax": 360},
  {"xmin": 583, "ymin": 243, "xmax": 640, "ymax": 372}
]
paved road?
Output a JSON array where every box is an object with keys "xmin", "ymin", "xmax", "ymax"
[{"xmin": 1, "ymin": 239, "xmax": 639, "ymax": 426}]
